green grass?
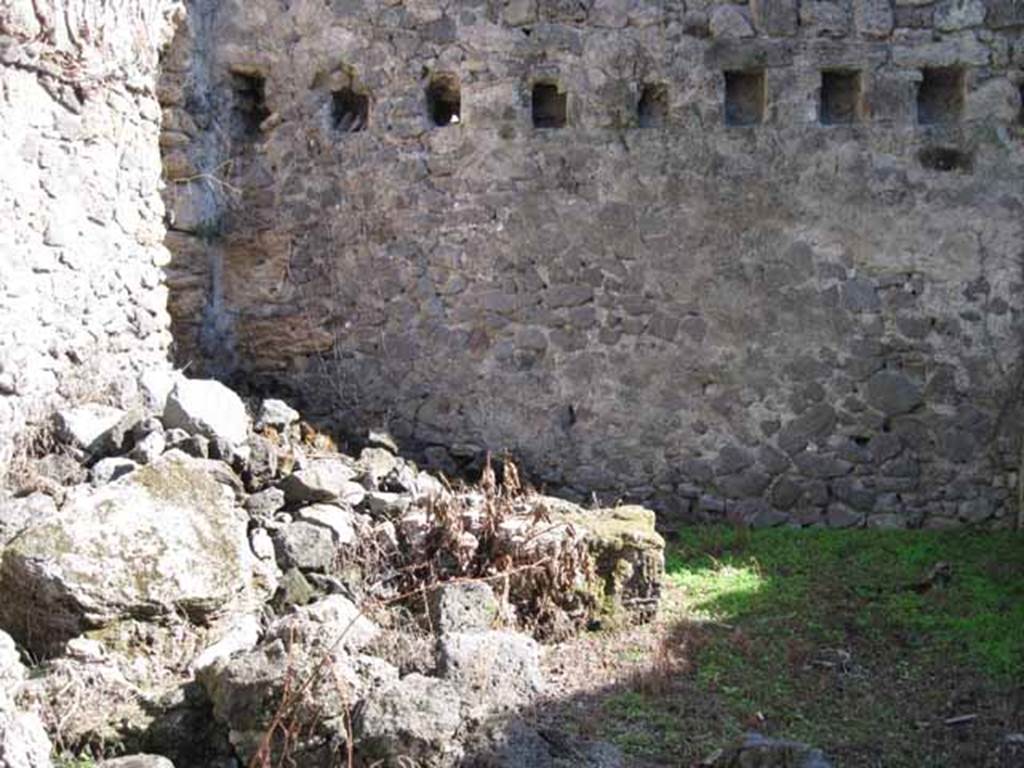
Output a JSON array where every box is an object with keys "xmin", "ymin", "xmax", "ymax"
[
  {"xmin": 595, "ymin": 526, "xmax": 1024, "ymax": 766},
  {"xmin": 667, "ymin": 526, "xmax": 1024, "ymax": 681}
]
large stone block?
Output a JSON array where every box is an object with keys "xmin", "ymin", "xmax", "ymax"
[
  {"xmin": 752, "ymin": 0, "xmax": 800, "ymax": 35},
  {"xmin": 0, "ymin": 452, "xmax": 255, "ymax": 656}
]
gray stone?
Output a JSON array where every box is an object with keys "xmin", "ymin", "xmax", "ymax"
[
  {"xmin": 867, "ymin": 513, "xmax": 908, "ymax": 529},
  {"xmin": 364, "ymin": 490, "xmax": 412, "ymax": 518},
  {"xmin": 201, "ymin": 637, "xmax": 390, "ymax": 766},
  {"xmin": 55, "ymin": 403, "xmax": 129, "ymax": 454},
  {"xmin": 293, "ymin": 503, "xmax": 362, "ymax": 544},
  {"xmin": 958, "ymin": 497, "xmax": 994, "ymax": 523},
  {"xmin": 138, "ymin": 370, "xmax": 181, "ymax": 415},
  {"xmin": 357, "ymin": 673, "xmax": 464, "ymax": 767},
  {"xmin": 190, "ymin": 614, "xmax": 262, "ymax": 673},
  {"xmin": 867, "ymin": 371, "xmax": 923, "ymax": 416},
  {"xmin": 0, "ymin": 452, "xmax": 256, "ymax": 656},
  {"xmin": 0, "ymin": 709, "xmax": 52, "ymax": 768},
  {"xmin": 90, "ymin": 456, "xmax": 140, "ymax": 485},
  {"xmin": 935, "ymin": 0, "xmax": 986, "ymax": 30},
  {"xmin": 826, "ymin": 504, "xmax": 866, "ymax": 529},
  {"xmin": 466, "ymin": 718, "xmax": 624, "ymax": 767},
  {"xmin": 778, "ymin": 405, "xmax": 836, "ymax": 454},
  {"xmin": 163, "ymin": 378, "xmax": 250, "ymax": 446},
  {"xmin": 716, "ymin": 732, "xmax": 832, "ymax": 767},
  {"xmin": 854, "ymin": 0, "xmax": 894, "ymax": 36},
  {"xmin": 439, "ymin": 630, "xmax": 543, "ymax": 712},
  {"xmin": 244, "ymin": 487, "xmax": 286, "ymax": 520},
  {"xmin": 709, "ymin": 5, "xmax": 755, "ymax": 37},
  {"xmin": 278, "ymin": 459, "xmax": 358, "ymax": 503},
  {"xmin": 268, "ymin": 594, "xmax": 380, "ymax": 652},
  {"xmin": 101, "ymin": 755, "xmax": 176, "ymax": 768},
  {"xmin": 0, "ymin": 492, "xmax": 57, "ymax": 545},
  {"xmin": 256, "ymin": 398, "xmax": 299, "ymax": 431},
  {"xmin": 0, "ymin": 631, "xmax": 24, "ymax": 692},
  {"xmin": 429, "ymin": 582, "xmax": 500, "ymax": 633},
  {"xmin": 129, "ymin": 430, "xmax": 166, "ymax": 464},
  {"xmin": 751, "ymin": 0, "xmax": 799, "ymax": 35},
  {"xmin": 271, "ymin": 521, "xmax": 336, "ymax": 572},
  {"xmin": 842, "ymin": 278, "xmax": 881, "ymax": 313}
]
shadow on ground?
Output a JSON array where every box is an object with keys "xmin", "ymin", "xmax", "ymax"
[{"xmin": 463, "ymin": 526, "xmax": 1024, "ymax": 767}]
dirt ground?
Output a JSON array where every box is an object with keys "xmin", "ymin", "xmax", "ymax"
[{"xmin": 529, "ymin": 526, "xmax": 1024, "ymax": 767}]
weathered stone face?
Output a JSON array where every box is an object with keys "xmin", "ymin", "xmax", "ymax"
[
  {"xmin": 0, "ymin": 0, "xmax": 182, "ymax": 471},
  {"xmin": 156, "ymin": 0, "xmax": 1024, "ymax": 529},
  {"xmin": 0, "ymin": 452, "xmax": 256, "ymax": 656}
]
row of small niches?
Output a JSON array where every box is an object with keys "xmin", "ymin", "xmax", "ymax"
[{"xmin": 231, "ymin": 67, "xmax": 976, "ymax": 136}]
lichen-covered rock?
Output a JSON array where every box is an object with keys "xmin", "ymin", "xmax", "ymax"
[
  {"xmin": 429, "ymin": 582, "xmax": 499, "ymax": 633},
  {"xmin": 438, "ymin": 630, "xmax": 542, "ymax": 712},
  {"xmin": 201, "ymin": 637, "xmax": 396, "ymax": 766},
  {"xmin": 162, "ymin": 378, "xmax": 250, "ymax": 446},
  {"xmin": 278, "ymin": 458, "xmax": 359, "ymax": 504},
  {"xmin": 356, "ymin": 673, "xmax": 464, "ymax": 767},
  {"xmin": 0, "ymin": 493, "xmax": 56, "ymax": 546},
  {"xmin": 270, "ymin": 521, "xmax": 336, "ymax": 572},
  {"xmin": 266, "ymin": 595, "xmax": 380, "ymax": 653},
  {"xmin": 548, "ymin": 503, "xmax": 665, "ymax": 619},
  {"xmin": 0, "ymin": 451, "xmax": 256, "ymax": 655}
]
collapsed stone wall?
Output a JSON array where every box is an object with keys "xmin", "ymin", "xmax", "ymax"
[
  {"xmin": 162, "ymin": 0, "xmax": 1024, "ymax": 529},
  {"xmin": 0, "ymin": 0, "xmax": 182, "ymax": 469}
]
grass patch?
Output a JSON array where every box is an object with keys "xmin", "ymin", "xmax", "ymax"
[{"xmin": 588, "ymin": 526, "xmax": 1024, "ymax": 766}]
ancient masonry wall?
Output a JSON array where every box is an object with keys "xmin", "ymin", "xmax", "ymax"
[
  {"xmin": 162, "ymin": 0, "xmax": 1024, "ymax": 529},
  {"xmin": 0, "ymin": 0, "xmax": 181, "ymax": 468}
]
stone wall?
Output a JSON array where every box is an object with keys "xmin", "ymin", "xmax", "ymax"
[
  {"xmin": 163, "ymin": 0, "xmax": 1024, "ymax": 528},
  {"xmin": 0, "ymin": 0, "xmax": 182, "ymax": 469}
]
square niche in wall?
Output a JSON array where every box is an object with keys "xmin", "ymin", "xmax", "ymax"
[
  {"xmin": 427, "ymin": 73, "xmax": 461, "ymax": 127},
  {"xmin": 332, "ymin": 87, "xmax": 369, "ymax": 132},
  {"xmin": 638, "ymin": 83, "xmax": 669, "ymax": 128},
  {"xmin": 532, "ymin": 82, "xmax": 567, "ymax": 128},
  {"xmin": 820, "ymin": 70, "xmax": 862, "ymax": 125},
  {"xmin": 917, "ymin": 67, "xmax": 964, "ymax": 125},
  {"xmin": 231, "ymin": 71, "xmax": 270, "ymax": 138},
  {"xmin": 724, "ymin": 70, "xmax": 765, "ymax": 126}
]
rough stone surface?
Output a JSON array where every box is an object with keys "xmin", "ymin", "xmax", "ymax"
[
  {"xmin": 429, "ymin": 582, "xmax": 500, "ymax": 633},
  {"xmin": 267, "ymin": 595, "xmax": 380, "ymax": 652},
  {"xmin": 0, "ymin": 0, "xmax": 181, "ymax": 472},
  {"xmin": 162, "ymin": 378, "xmax": 250, "ymax": 446},
  {"xmin": 0, "ymin": 493, "xmax": 57, "ymax": 545},
  {"xmin": 256, "ymin": 398, "xmax": 299, "ymax": 430},
  {"xmin": 0, "ymin": 710, "xmax": 52, "ymax": 768},
  {"xmin": 201, "ymin": 638, "xmax": 389, "ymax": 766},
  {"xmin": 270, "ymin": 521, "xmax": 336, "ymax": 572},
  {"xmin": 91, "ymin": 456, "xmax": 140, "ymax": 486},
  {"xmin": 293, "ymin": 503, "xmax": 361, "ymax": 545},
  {"xmin": 100, "ymin": 757, "xmax": 176, "ymax": 768},
  {"xmin": 438, "ymin": 630, "xmax": 543, "ymax": 711},
  {"xmin": 55, "ymin": 404, "xmax": 130, "ymax": 455},
  {"xmin": 278, "ymin": 459, "xmax": 358, "ymax": 504},
  {"xmin": 357, "ymin": 673, "xmax": 464, "ymax": 767},
  {"xmin": 0, "ymin": 451, "xmax": 256, "ymax": 655},
  {"xmin": 714, "ymin": 732, "xmax": 832, "ymax": 767},
  {"xmin": 155, "ymin": 0, "xmax": 1024, "ymax": 532}
]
